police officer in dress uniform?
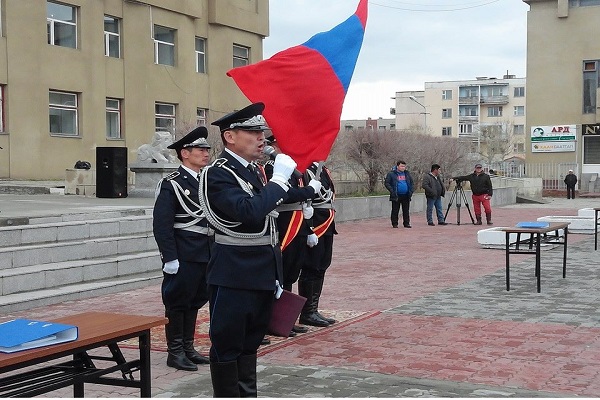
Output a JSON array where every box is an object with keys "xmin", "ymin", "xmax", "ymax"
[
  {"xmin": 153, "ymin": 126, "xmax": 212, "ymax": 371},
  {"xmin": 298, "ymin": 162, "xmax": 338, "ymax": 327},
  {"xmin": 262, "ymin": 135, "xmax": 321, "ymax": 336},
  {"xmin": 199, "ymin": 102, "xmax": 318, "ymax": 397}
]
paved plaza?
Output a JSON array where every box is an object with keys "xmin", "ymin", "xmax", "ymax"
[{"xmin": 1, "ymin": 194, "xmax": 599, "ymax": 397}]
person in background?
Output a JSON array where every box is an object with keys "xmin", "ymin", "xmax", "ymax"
[
  {"xmin": 455, "ymin": 163, "xmax": 494, "ymax": 225},
  {"xmin": 564, "ymin": 169, "xmax": 578, "ymax": 199},
  {"xmin": 421, "ymin": 164, "xmax": 448, "ymax": 226},
  {"xmin": 153, "ymin": 126, "xmax": 212, "ymax": 371},
  {"xmin": 384, "ymin": 160, "xmax": 414, "ymax": 228}
]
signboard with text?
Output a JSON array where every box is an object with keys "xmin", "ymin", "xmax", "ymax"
[
  {"xmin": 531, "ymin": 125, "xmax": 576, "ymax": 152},
  {"xmin": 531, "ymin": 141, "xmax": 576, "ymax": 153}
]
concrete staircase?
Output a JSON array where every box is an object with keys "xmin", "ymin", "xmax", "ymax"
[{"xmin": 0, "ymin": 208, "xmax": 161, "ymax": 313}]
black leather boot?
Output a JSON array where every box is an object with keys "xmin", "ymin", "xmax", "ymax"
[
  {"xmin": 298, "ymin": 280, "xmax": 330, "ymax": 327},
  {"xmin": 210, "ymin": 360, "xmax": 240, "ymax": 397},
  {"xmin": 475, "ymin": 215, "xmax": 482, "ymax": 225},
  {"xmin": 486, "ymin": 212, "xmax": 493, "ymax": 225},
  {"xmin": 237, "ymin": 354, "xmax": 257, "ymax": 397},
  {"xmin": 165, "ymin": 311, "xmax": 198, "ymax": 371},
  {"xmin": 314, "ymin": 278, "xmax": 336, "ymax": 325},
  {"xmin": 183, "ymin": 310, "xmax": 209, "ymax": 364}
]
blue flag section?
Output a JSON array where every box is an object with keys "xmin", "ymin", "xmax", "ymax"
[
  {"xmin": 0, "ymin": 319, "xmax": 78, "ymax": 353},
  {"xmin": 227, "ymin": 0, "xmax": 368, "ymax": 172}
]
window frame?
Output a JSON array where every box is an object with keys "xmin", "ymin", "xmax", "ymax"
[
  {"xmin": 104, "ymin": 15, "xmax": 120, "ymax": 58},
  {"xmin": 195, "ymin": 37, "xmax": 206, "ymax": 73},
  {"xmin": 196, "ymin": 108, "xmax": 207, "ymax": 126},
  {"xmin": 233, "ymin": 44, "xmax": 249, "ymax": 68},
  {"xmin": 0, "ymin": 85, "xmax": 4, "ymax": 133},
  {"xmin": 442, "ymin": 108, "xmax": 452, "ymax": 119},
  {"xmin": 49, "ymin": 90, "xmax": 79, "ymax": 136},
  {"xmin": 513, "ymin": 106, "xmax": 525, "ymax": 116},
  {"xmin": 106, "ymin": 98, "xmax": 121, "ymax": 139},
  {"xmin": 155, "ymin": 102, "xmax": 176, "ymax": 132},
  {"xmin": 513, "ymin": 87, "xmax": 525, "ymax": 97},
  {"xmin": 513, "ymin": 124, "xmax": 525, "ymax": 135},
  {"xmin": 153, "ymin": 25, "xmax": 175, "ymax": 66},
  {"xmin": 442, "ymin": 127, "xmax": 452, "ymax": 136},
  {"xmin": 487, "ymin": 106, "xmax": 503, "ymax": 117},
  {"xmin": 47, "ymin": 1, "xmax": 77, "ymax": 48},
  {"xmin": 442, "ymin": 90, "xmax": 452, "ymax": 100},
  {"xmin": 583, "ymin": 60, "xmax": 599, "ymax": 114},
  {"xmin": 459, "ymin": 124, "xmax": 473, "ymax": 134}
]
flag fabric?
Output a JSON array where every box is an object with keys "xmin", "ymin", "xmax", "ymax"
[{"xmin": 227, "ymin": 0, "xmax": 368, "ymax": 172}]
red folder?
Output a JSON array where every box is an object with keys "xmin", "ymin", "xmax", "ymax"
[{"xmin": 267, "ymin": 290, "xmax": 307, "ymax": 337}]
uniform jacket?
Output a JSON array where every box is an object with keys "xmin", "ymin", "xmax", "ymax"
[
  {"xmin": 305, "ymin": 163, "xmax": 337, "ymax": 236},
  {"xmin": 153, "ymin": 165, "xmax": 210, "ymax": 263},
  {"xmin": 457, "ymin": 172, "xmax": 493, "ymax": 196},
  {"xmin": 203, "ymin": 150, "xmax": 289, "ymax": 291},
  {"xmin": 384, "ymin": 167, "xmax": 414, "ymax": 201},
  {"xmin": 422, "ymin": 172, "xmax": 446, "ymax": 199},
  {"xmin": 564, "ymin": 173, "xmax": 578, "ymax": 187}
]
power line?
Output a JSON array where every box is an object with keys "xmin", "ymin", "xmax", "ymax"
[{"xmin": 370, "ymin": 0, "xmax": 502, "ymax": 12}]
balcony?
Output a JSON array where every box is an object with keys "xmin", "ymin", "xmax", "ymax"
[
  {"xmin": 458, "ymin": 96, "xmax": 479, "ymax": 105},
  {"xmin": 459, "ymin": 115, "xmax": 479, "ymax": 123},
  {"xmin": 480, "ymin": 95, "xmax": 509, "ymax": 105}
]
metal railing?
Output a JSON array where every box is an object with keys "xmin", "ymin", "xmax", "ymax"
[{"xmin": 485, "ymin": 161, "xmax": 578, "ymax": 190}]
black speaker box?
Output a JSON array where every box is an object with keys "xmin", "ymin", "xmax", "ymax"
[{"xmin": 96, "ymin": 147, "xmax": 128, "ymax": 198}]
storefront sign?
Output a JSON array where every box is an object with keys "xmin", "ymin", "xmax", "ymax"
[
  {"xmin": 531, "ymin": 125, "xmax": 577, "ymax": 142},
  {"xmin": 582, "ymin": 124, "xmax": 600, "ymax": 135},
  {"xmin": 531, "ymin": 141, "xmax": 576, "ymax": 153}
]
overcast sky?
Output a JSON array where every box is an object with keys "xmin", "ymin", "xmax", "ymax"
[{"xmin": 264, "ymin": 0, "xmax": 530, "ymax": 120}]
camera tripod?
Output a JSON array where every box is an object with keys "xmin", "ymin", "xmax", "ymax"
[{"xmin": 444, "ymin": 181, "xmax": 475, "ymax": 225}]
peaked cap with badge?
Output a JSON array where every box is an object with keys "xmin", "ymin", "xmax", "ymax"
[
  {"xmin": 168, "ymin": 126, "xmax": 211, "ymax": 151},
  {"xmin": 211, "ymin": 102, "xmax": 270, "ymax": 132}
]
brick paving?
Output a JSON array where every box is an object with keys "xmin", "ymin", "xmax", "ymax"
[{"xmin": 1, "ymin": 196, "xmax": 600, "ymax": 397}]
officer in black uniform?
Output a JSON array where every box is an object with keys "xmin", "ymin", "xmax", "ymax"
[
  {"xmin": 299, "ymin": 162, "xmax": 338, "ymax": 327},
  {"xmin": 262, "ymin": 136, "xmax": 320, "ymax": 336},
  {"xmin": 199, "ymin": 103, "xmax": 317, "ymax": 397},
  {"xmin": 153, "ymin": 126, "xmax": 212, "ymax": 371}
]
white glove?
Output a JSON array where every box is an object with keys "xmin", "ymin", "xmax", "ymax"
[
  {"xmin": 302, "ymin": 204, "xmax": 314, "ymax": 219},
  {"xmin": 308, "ymin": 179, "xmax": 322, "ymax": 193},
  {"xmin": 163, "ymin": 259, "xmax": 179, "ymax": 274},
  {"xmin": 307, "ymin": 233, "xmax": 318, "ymax": 247},
  {"xmin": 270, "ymin": 154, "xmax": 297, "ymax": 190}
]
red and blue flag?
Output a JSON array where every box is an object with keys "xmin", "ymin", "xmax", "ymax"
[{"xmin": 227, "ymin": 0, "xmax": 368, "ymax": 172}]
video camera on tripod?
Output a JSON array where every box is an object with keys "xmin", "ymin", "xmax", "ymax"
[{"xmin": 444, "ymin": 176, "xmax": 475, "ymax": 225}]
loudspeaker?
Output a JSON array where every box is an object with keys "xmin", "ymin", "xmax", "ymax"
[{"xmin": 96, "ymin": 147, "xmax": 128, "ymax": 198}]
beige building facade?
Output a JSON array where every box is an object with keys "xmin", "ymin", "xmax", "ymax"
[
  {"xmin": 394, "ymin": 76, "xmax": 527, "ymax": 162},
  {"xmin": 524, "ymin": 0, "xmax": 600, "ymax": 189},
  {"xmin": 0, "ymin": 0, "xmax": 267, "ymax": 179}
]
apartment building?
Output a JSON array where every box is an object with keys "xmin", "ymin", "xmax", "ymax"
[
  {"xmin": 393, "ymin": 75, "xmax": 527, "ymax": 162},
  {"xmin": 524, "ymin": 0, "xmax": 600, "ymax": 189},
  {"xmin": 0, "ymin": 0, "xmax": 267, "ymax": 179},
  {"xmin": 340, "ymin": 118, "xmax": 396, "ymax": 132}
]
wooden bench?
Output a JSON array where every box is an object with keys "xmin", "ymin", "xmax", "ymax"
[{"xmin": 0, "ymin": 312, "xmax": 167, "ymax": 397}]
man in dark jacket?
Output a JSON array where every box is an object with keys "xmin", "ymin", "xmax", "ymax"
[
  {"xmin": 455, "ymin": 163, "xmax": 494, "ymax": 225},
  {"xmin": 153, "ymin": 126, "xmax": 212, "ymax": 371},
  {"xmin": 421, "ymin": 164, "xmax": 447, "ymax": 226},
  {"xmin": 564, "ymin": 169, "xmax": 578, "ymax": 199},
  {"xmin": 384, "ymin": 160, "xmax": 414, "ymax": 228}
]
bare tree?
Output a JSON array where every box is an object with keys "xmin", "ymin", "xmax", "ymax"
[{"xmin": 474, "ymin": 121, "xmax": 515, "ymax": 165}]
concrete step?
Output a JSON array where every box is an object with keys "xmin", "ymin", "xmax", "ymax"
[
  {"xmin": 0, "ymin": 233, "xmax": 157, "ymax": 270},
  {"xmin": 0, "ymin": 271, "xmax": 162, "ymax": 313},
  {"xmin": 0, "ymin": 251, "xmax": 160, "ymax": 295}
]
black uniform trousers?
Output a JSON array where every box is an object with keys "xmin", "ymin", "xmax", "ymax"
[
  {"xmin": 301, "ymin": 234, "xmax": 334, "ymax": 281},
  {"xmin": 162, "ymin": 260, "xmax": 209, "ymax": 312},
  {"xmin": 282, "ymin": 234, "xmax": 308, "ymax": 289},
  {"xmin": 208, "ymin": 285, "xmax": 273, "ymax": 362}
]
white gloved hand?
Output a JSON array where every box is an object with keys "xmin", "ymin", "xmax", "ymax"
[
  {"xmin": 308, "ymin": 179, "xmax": 322, "ymax": 193},
  {"xmin": 270, "ymin": 154, "xmax": 297, "ymax": 190},
  {"xmin": 163, "ymin": 259, "xmax": 179, "ymax": 274},
  {"xmin": 307, "ymin": 233, "xmax": 318, "ymax": 247},
  {"xmin": 302, "ymin": 204, "xmax": 314, "ymax": 219}
]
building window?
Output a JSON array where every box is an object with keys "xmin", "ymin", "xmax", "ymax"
[
  {"xmin": 49, "ymin": 90, "xmax": 78, "ymax": 136},
  {"xmin": 196, "ymin": 108, "xmax": 207, "ymax": 126},
  {"xmin": 154, "ymin": 25, "xmax": 175, "ymax": 66},
  {"xmin": 104, "ymin": 16, "xmax": 120, "ymax": 58},
  {"xmin": 442, "ymin": 108, "xmax": 452, "ymax": 118},
  {"xmin": 570, "ymin": 0, "xmax": 600, "ymax": 7},
  {"xmin": 390, "ymin": 124, "xmax": 395, "ymax": 130},
  {"xmin": 378, "ymin": 126, "xmax": 386, "ymax": 131},
  {"xmin": 490, "ymin": 86, "xmax": 504, "ymax": 96},
  {"xmin": 233, "ymin": 44, "xmax": 249, "ymax": 68},
  {"xmin": 0, "ymin": 86, "xmax": 4, "ymax": 132},
  {"xmin": 488, "ymin": 106, "xmax": 503, "ymax": 117},
  {"xmin": 514, "ymin": 87, "xmax": 525, "ymax": 97},
  {"xmin": 460, "ymin": 106, "xmax": 478, "ymax": 117},
  {"xmin": 47, "ymin": 1, "xmax": 77, "ymax": 48},
  {"xmin": 513, "ymin": 124, "xmax": 525, "ymax": 135},
  {"xmin": 195, "ymin": 37, "xmax": 206, "ymax": 73},
  {"xmin": 344, "ymin": 125, "xmax": 353, "ymax": 132},
  {"xmin": 513, "ymin": 142, "xmax": 525, "ymax": 153},
  {"xmin": 513, "ymin": 106, "xmax": 525, "ymax": 116},
  {"xmin": 460, "ymin": 124, "xmax": 473, "ymax": 134},
  {"xmin": 584, "ymin": 136, "xmax": 600, "ymax": 163},
  {"xmin": 155, "ymin": 102, "xmax": 176, "ymax": 131},
  {"xmin": 442, "ymin": 90, "xmax": 452, "ymax": 100},
  {"xmin": 106, "ymin": 98, "xmax": 121, "ymax": 139},
  {"xmin": 442, "ymin": 127, "xmax": 452, "ymax": 136},
  {"xmin": 583, "ymin": 60, "xmax": 599, "ymax": 114}
]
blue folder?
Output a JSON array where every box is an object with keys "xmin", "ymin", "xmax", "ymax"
[
  {"xmin": 516, "ymin": 221, "xmax": 550, "ymax": 229},
  {"xmin": 0, "ymin": 319, "xmax": 78, "ymax": 353}
]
